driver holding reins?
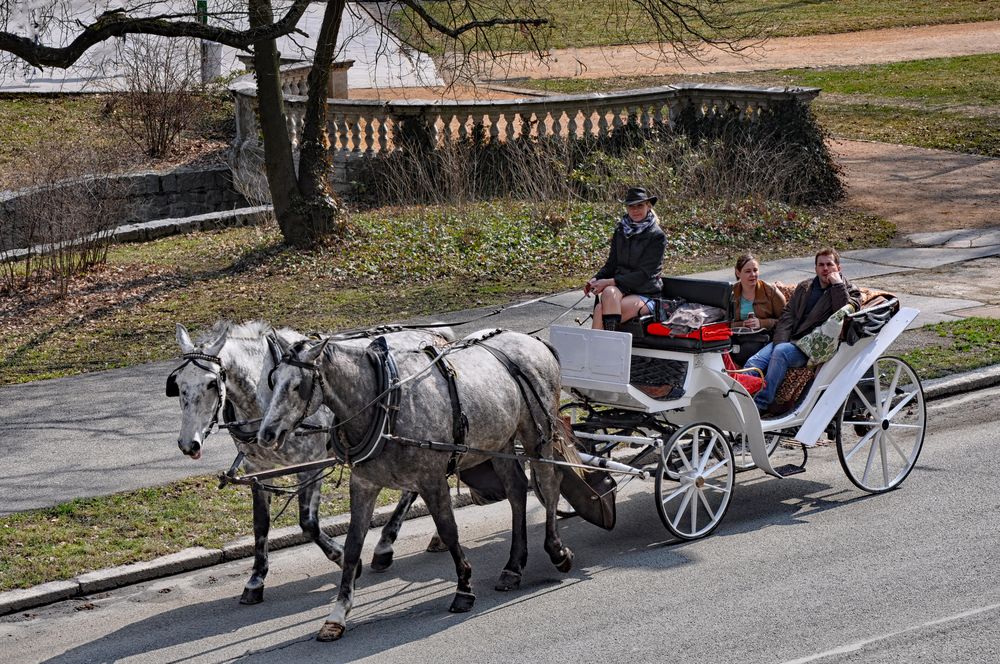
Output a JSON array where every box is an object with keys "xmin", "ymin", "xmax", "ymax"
[{"xmin": 585, "ymin": 187, "xmax": 667, "ymax": 331}]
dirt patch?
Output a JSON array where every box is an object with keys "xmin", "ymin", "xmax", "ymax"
[
  {"xmin": 831, "ymin": 139, "xmax": 1000, "ymax": 237},
  {"xmin": 467, "ymin": 21, "xmax": 1000, "ymax": 82},
  {"xmin": 349, "ymin": 84, "xmax": 530, "ymax": 101}
]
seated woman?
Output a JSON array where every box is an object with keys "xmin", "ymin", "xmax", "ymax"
[
  {"xmin": 585, "ymin": 187, "xmax": 667, "ymax": 331},
  {"xmin": 730, "ymin": 253, "xmax": 787, "ymax": 365}
]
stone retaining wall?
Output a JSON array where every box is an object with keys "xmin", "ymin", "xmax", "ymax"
[{"xmin": 1, "ymin": 165, "xmax": 250, "ymax": 251}]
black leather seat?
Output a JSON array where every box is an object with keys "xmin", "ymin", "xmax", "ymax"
[{"xmin": 622, "ymin": 277, "xmax": 734, "ymax": 352}]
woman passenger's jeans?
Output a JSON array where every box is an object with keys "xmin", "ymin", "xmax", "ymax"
[{"xmin": 744, "ymin": 342, "xmax": 808, "ymax": 411}]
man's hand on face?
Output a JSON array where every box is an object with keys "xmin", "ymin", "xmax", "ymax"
[{"xmin": 827, "ymin": 270, "xmax": 843, "ymax": 285}]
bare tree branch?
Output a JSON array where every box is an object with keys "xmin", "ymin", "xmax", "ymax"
[
  {"xmin": 394, "ymin": 0, "xmax": 547, "ymax": 39},
  {"xmin": 0, "ymin": 0, "xmax": 313, "ymax": 69}
]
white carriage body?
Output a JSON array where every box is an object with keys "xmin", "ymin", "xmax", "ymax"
[{"xmin": 551, "ymin": 304, "xmax": 920, "ymax": 479}]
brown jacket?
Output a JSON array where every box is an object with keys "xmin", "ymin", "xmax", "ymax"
[
  {"xmin": 731, "ymin": 280, "xmax": 786, "ymax": 331},
  {"xmin": 773, "ymin": 276, "xmax": 862, "ymax": 345}
]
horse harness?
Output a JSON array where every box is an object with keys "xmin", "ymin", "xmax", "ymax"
[{"xmin": 270, "ymin": 329, "xmax": 553, "ymax": 472}]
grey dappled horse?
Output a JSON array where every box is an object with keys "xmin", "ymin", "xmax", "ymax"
[
  {"xmin": 258, "ymin": 328, "xmax": 574, "ymax": 642},
  {"xmin": 169, "ymin": 320, "xmax": 449, "ymax": 604}
]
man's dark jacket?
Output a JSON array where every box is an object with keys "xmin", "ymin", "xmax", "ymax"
[
  {"xmin": 594, "ymin": 223, "xmax": 667, "ymax": 296},
  {"xmin": 772, "ymin": 276, "xmax": 862, "ymax": 345}
]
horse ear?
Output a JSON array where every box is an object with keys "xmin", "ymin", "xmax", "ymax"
[
  {"xmin": 176, "ymin": 324, "xmax": 195, "ymax": 355},
  {"xmin": 299, "ymin": 338, "xmax": 329, "ymax": 364},
  {"xmin": 204, "ymin": 322, "xmax": 229, "ymax": 358}
]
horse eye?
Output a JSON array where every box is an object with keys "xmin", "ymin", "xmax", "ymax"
[{"xmin": 207, "ymin": 380, "xmax": 218, "ymax": 392}]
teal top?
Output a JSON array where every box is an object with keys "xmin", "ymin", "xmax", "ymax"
[{"xmin": 740, "ymin": 296, "xmax": 755, "ymax": 319}]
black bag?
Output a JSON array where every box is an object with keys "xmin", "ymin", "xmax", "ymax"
[{"xmin": 730, "ymin": 331, "xmax": 771, "ymax": 366}]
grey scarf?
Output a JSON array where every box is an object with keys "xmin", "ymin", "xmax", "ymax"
[{"xmin": 620, "ymin": 210, "xmax": 658, "ymax": 237}]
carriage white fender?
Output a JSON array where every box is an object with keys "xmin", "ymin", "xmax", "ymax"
[
  {"xmin": 667, "ymin": 366, "xmax": 786, "ymax": 479},
  {"xmin": 792, "ymin": 307, "xmax": 919, "ymax": 448}
]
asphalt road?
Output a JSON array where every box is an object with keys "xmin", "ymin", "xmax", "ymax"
[{"xmin": 4, "ymin": 386, "xmax": 998, "ymax": 664}]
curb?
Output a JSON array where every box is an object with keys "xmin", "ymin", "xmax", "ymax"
[
  {"xmin": 922, "ymin": 364, "xmax": 1000, "ymax": 401},
  {"xmin": 2, "ymin": 365, "xmax": 997, "ymax": 617},
  {"xmin": 0, "ymin": 491, "xmax": 474, "ymax": 617}
]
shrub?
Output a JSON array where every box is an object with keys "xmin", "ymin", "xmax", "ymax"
[{"xmin": 349, "ymin": 98, "xmax": 843, "ymax": 208}]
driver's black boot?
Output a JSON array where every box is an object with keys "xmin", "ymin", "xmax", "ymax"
[{"xmin": 602, "ymin": 314, "xmax": 621, "ymax": 332}]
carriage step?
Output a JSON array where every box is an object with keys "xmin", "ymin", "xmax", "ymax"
[{"xmin": 772, "ymin": 463, "xmax": 807, "ymax": 477}]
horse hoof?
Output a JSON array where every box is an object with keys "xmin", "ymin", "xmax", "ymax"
[
  {"xmin": 554, "ymin": 547, "xmax": 574, "ymax": 573},
  {"xmin": 239, "ymin": 587, "xmax": 264, "ymax": 605},
  {"xmin": 426, "ymin": 534, "xmax": 449, "ymax": 553},
  {"xmin": 316, "ymin": 621, "xmax": 345, "ymax": 642},
  {"xmin": 370, "ymin": 551, "xmax": 394, "ymax": 573},
  {"xmin": 494, "ymin": 570, "xmax": 521, "ymax": 592},
  {"xmin": 449, "ymin": 591, "xmax": 476, "ymax": 613}
]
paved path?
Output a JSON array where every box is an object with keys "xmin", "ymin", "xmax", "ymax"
[
  {"xmin": 466, "ymin": 21, "xmax": 1000, "ymax": 82},
  {"xmin": 2, "ymin": 235, "xmax": 1000, "ymax": 514}
]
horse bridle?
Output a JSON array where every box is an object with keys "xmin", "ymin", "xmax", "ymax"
[
  {"xmin": 267, "ymin": 352, "xmax": 331, "ymax": 437},
  {"xmin": 166, "ymin": 352, "xmax": 229, "ymax": 441}
]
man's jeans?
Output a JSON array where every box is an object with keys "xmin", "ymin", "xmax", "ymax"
[{"xmin": 744, "ymin": 342, "xmax": 808, "ymax": 410}]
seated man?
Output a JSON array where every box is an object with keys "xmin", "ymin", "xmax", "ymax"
[{"xmin": 745, "ymin": 247, "xmax": 861, "ymax": 414}]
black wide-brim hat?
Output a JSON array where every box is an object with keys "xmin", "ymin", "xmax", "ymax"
[{"xmin": 620, "ymin": 187, "xmax": 657, "ymax": 206}]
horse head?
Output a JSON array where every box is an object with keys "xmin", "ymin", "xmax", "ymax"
[
  {"xmin": 258, "ymin": 335, "xmax": 329, "ymax": 450},
  {"xmin": 170, "ymin": 322, "xmax": 229, "ymax": 459}
]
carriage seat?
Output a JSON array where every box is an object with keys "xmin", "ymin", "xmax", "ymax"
[{"xmin": 622, "ymin": 277, "xmax": 735, "ymax": 352}]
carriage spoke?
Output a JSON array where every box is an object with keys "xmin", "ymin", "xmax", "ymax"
[
  {"xmin": 674, "ymin": 444, "xmax": 694, "ymax": 473},
  {"xmin": 697, "ymin": 432, "xmax": 718, "ymax": 472},
  {"xmin": 872, "ymin": 365, "xmax": 884, "ymax": 416},
  {"xmin": 702, "ymin": 481, "xmax": 731, "ymax": 495},
  {"xmin": 885, "ymin": 389, "xmax": 919, "ymax": 420},
  {"xmin": 852, "ymin": 385, "xmax": 879, "ymax": 419},
  {"xmin": 697, "ymin": 491, "xmax": 718, "ymax": 522},
  {"xmin": 661, "ymin": 484, "xmax": 688, "ymax": 504},
  {"xmin": 884, "ymin": 363, "xmax": 902, "ymax": 409},
  {"xmin": 861, "ymin": 432, "xmax": 881, "ymax": 485},
  {"xmin": 888, "ymin": 422, "xmax": 922, "ymax": 429},
  {"xmin": 702, "ymin": 459, "xmax": 729, "ymax": 476},
  {"xmin": 880, "ymin": 426, "xmax": 890, "ymax": 486},
  {"xmin": 690, "ymin": 489, "xmax": 698, "ymax": 532},
  {"xmin": 672, "ymin": 489, "xmax": 694, "ymax": 529},
  {"xmin": 884, "ymin": 430, "xmax": 912, "ymax": 465},
  {"xmin": 844, "ymin": 426, "xmax": 878, "ymax": 461}
]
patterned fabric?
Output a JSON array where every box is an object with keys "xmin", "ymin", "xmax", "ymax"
[
  {"xmin": 620, "ymin": 210, "xmax": 659, "ymax": 237},
  {"xmin": 772, "ymin": 366, "xmax": 815, "ymax": 413},
  {"xmin": 793, "ymin": 304, "xmax": 855, "ymax": 366}
]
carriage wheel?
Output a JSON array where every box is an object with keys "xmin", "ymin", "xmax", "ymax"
[
  {"xmin": 836, "ymin": 356, "xmax": 925, "ymax": 493},
  {"xmin": 732, "ymin": 433, "xmax": 782, "ymax": 472},
  {"xmin": 655, "ymin": 422, "xmax": 735, "ymax": 541}
]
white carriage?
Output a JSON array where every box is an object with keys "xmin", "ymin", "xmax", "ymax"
[{"xmin": 548, "ymin": 277, "xmax": 926, "ymax": 541}]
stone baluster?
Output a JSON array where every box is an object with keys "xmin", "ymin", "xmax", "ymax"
[
  {"xmin": 488, "ymin": 113, "xmax": 501, "ymax": 142},
  {"xmin": 566, "ymin": 110, "xmax": 579, "ymax": 139},
  {"xmin": 348, "ymin": 114, "xmax": 362, "ymax": 154},
  {"xmin": 552, "ymin": 111, "xmax": 565, "ymax": 139},
  {"xmin": 597, "ymin": 108, "xmax": 610, "ymax": 138},
  {"xmin": 582, "ymin": 109, "xmax": 595, "ymax": 139}
]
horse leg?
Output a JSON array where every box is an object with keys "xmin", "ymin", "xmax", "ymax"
[
  {"xmin": 371, "ymin": 490, "xmax": 418, "ymax": 572},
  {"xmin": 240, "ymin": 485, "xmax": 271, "ymax": 605},
  {"xmin": 533, "ymin": 455, "xmax": 574, "ymax": 573},
  {"xmin": 490, "ymin": 457, "xmax": 529, "ymax": 591},
  {"xmin": 317, "ymin": 478, "xmax": 380, "ymax": 642},
  {"xmin": 420, "ymin": 480, "xmax": 475, "ymax": 613},
  {"xmin": 297, "ymin": 476, "xmax": 344, "ymax": 567}
]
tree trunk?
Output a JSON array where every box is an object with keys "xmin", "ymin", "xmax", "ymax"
[
  {"xmin": 294, "ymin": 0, "xmax": 348, "ymax": 240},
  {"xmin": 249, "ymin": 0, "xmax": 347, "ymax": 247}
]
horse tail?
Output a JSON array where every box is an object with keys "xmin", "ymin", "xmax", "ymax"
[{"xmin": 551, "ymin": 403, "xmax": 585, "ymax": 478}]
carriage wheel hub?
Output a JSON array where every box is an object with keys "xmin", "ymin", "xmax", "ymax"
[
  {"xmin": 881, "ymin": 419, "xmax": 890, "ymax": 431},
  {"xmin": 695, "ymin": 476, "xmax": 705, "ymax": 488}
]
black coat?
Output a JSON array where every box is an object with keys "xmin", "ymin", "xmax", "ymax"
[{"xmin": 594, "ymin": 223, "xmax": 667, "ymax": 296}]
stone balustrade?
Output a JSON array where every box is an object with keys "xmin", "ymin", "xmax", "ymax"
[{"xmin": 230, "ymin": 68, "xmax": 819, "ymax": 189}]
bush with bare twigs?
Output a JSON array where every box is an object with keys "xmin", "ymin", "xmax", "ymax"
[
  {"xmin": 349, "ymin": 98, "xmax": 843, "ymax": 211},
  {"xmin": 0, "ymin": 142, "xmax": 136, "ymax": 297},
  {"xmin": 102, "ymin": 35, "xmax": 208, "ymax": 158}
]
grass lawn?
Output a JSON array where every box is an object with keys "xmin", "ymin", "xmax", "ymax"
[
  {"xmin": 517, "ymin": 54, "xmax": 1000, "ymax": 157},
  {"xmin": 899, "ymin": 318, "xmax": 1000, "ymax": 379},
  {"xmin": 0, "ymin": 472, "xmax": 403, "ymax": 592},
  {"xmin": 397, "ymin": 0, "xmax": 1000, "ymax": 53}
]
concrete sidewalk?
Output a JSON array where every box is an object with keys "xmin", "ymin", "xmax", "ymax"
[{"xmin": 1, "ymin": 230, "xmax": 999, "ymax": 515}]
